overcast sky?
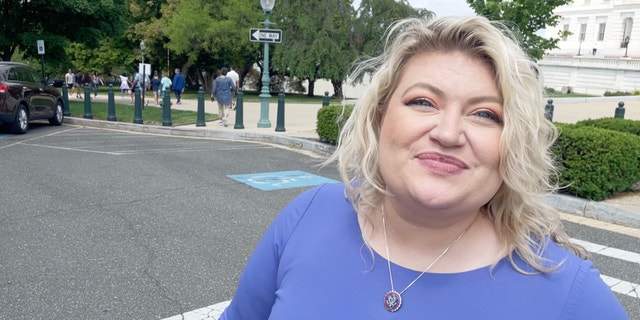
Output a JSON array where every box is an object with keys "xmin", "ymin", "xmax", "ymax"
[{"xmin": 410, "ymin": 0, "xmax": 475, "ymax": 16}]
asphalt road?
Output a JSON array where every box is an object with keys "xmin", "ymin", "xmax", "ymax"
[
  {"xmin": 0, "ymin": 123, "xmax": 338, "ymax": 319},
  {"xmin": 0, "ymin": 124, "xmax": 638, "ymax": 319}
]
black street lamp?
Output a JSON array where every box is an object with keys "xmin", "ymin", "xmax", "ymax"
[
  {"xmin": 623, "ymin": 36, "xmax": 630, "ymax": 58},
  {"xmin": 257, "ymin": 0, "xmax": 275, "ymax": 128}
]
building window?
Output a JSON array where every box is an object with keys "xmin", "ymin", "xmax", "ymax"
[
  {"xmin": 597, "ymin": 23, "xmax": 606, "ymax": 41},
  {"xmin": 579, "ymin": 23, "xmax": 587, "ymax": 42},
  {"xmin": 562, "ymin": 24, "xmax": 570, "ymax": 41},
  {"xmin": 622, "ymin": 18, "xmax": 633, "ymax": 48}
]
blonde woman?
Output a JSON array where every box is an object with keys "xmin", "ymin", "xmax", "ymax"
[{"xmin": 220, "ymin": 16, "xmax": 628, "ymax": 319}]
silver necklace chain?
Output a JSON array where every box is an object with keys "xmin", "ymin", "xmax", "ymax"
[{"xmin": 381, "ymin": 205, "xmax": 470, "ymax": 312}]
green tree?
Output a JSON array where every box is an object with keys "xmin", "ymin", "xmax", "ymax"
[
  {"xmin": 467, "ymin": 0, "xmax": 571, "ymax": 60},
  {"xmin": 0, "ymin": 0, "xmax": 127, "ymax": 66},
  {"xmin": 348, "ymin": 0, "xmax": 432, "ymax": 84},
  {"xmin": 271, "ymin": 0, "xmax": 357, "ymax": 98},
  {"xmin": 146, "ymin": 0, "xmax": 263, "ymax": 90}
]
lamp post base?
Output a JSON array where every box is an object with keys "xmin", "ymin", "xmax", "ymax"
[{"xmin": 258, "ymin": 92, "xmax": 272, "ymax": 128}]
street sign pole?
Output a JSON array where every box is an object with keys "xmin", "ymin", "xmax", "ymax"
[
  {"xmin": 250, "ymin": 26, "xmax": 283, "ymax": 128},
  {"xmin": 37, "ymin": 40, "xmax": 45, "ymax": 79}
]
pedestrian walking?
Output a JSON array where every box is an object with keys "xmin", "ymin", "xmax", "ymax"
[
  {"xmin": 172, "ymin": 68, "xmax": 185, "ymax": 105},
  {"xmin": 211, "ymin": 67, "xmax": 237, "ymax": 127}
]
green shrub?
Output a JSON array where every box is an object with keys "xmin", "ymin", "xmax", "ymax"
[
  {"xmin": 316, "ymin": 104, "xmax": 353, "ymax": 144},
  {"xmin": 553, "ymin": 125, "xmax": 640, "ymax": 201},
  {"xmin": 603, "ymin": 90, "xmax": 635, "ymax": 96},
  {"xmin": 575, "ymin": 117, "xmax": 640, "ymax": 136}
]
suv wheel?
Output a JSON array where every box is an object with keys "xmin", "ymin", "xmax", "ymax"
[
  {"xmin": 49, "ymin": 101, "xmax": 64, "ymax": 126},
  {"xmin": 10, "ymin": 105, "xmax": 28, "ymax": 134}
]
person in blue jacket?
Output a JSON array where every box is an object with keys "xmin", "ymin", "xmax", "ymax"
[
  {"xmin": 211, "ymin": 67, "xmax": 237, "ymax": 127},
  {"xmin": 172, "ymin": 67, "xmax": 185, "ymax": 104},
  {"xmin": 220, "ymin": 16, "xmax": 629, "ymax": 319}
]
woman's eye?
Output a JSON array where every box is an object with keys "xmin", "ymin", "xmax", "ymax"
[
  {"xmin": 407, "ymin": 98, "xmax": 436, "ymax": 108},
  {"xmin": 473, "ymin": 110, "xmax": 502, "ymax": 123}
]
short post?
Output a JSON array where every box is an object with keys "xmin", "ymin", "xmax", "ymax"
[
  {"xmin": 614, "ymin": 101, "xmax": 625, "ymax": 118},
  {"xmin": 234, "ymin": 91, "xmax": 245, "ymax": 129},
  {"xmin": 196, "ymin": 86, "xmax": 205, "ymax": 127},
  {"xmin": 275, "ymin": 91, "xmax": 286, "ymax": 132},
  {"xmin": 83, "ymin": 83, "xmax": 93, "ymax": 119},
  {"xmin": 322, "ymin": 91, "xmax": 330, "ymax": 107},
  {"xmin": 107, "ymin": 84, "xmax": 117, "ymax": 121},
  {"xmin": 133, "ymin": 88, "xmax": 143, "ymax": 124},
  {"xmin": 62, "ymin": 85, "xmax": 70, "ymax": 116},
  {"xmin": 162, "ymin": 90, "xmax": 173, "ymax": 126},
  {"xmin": 544, "ymin": 99, "xmax": 554, "ymax": 121}
]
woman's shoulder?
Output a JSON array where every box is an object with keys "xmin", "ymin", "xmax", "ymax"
[{"xmin": 271, "ymin": 183, "xmax": 351, "ymax": 228}]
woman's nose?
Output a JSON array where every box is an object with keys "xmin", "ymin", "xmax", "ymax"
[{"xmin": 428, "ymin": 111, "xmax": 464, "ymax": 147}]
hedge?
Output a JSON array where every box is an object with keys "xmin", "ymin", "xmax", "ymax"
[
  {"xmin": 553, "ymin": 125, "xmax": 640, "ymax": 201},
  {"xmin": 316, "ymin": 104, "xmax": 353, "ymax": 144}
]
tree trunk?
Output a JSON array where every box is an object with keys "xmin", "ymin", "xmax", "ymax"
[
  {"xmin": 307, "ymin": 79, "xmax": 315, "ymax": 97},
  {"xmin": 331, "ymin": 80, "xmax": 344, "ymax": 99}
]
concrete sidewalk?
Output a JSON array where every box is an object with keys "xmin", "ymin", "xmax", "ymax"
[{"xmin": 66, "ymin": 94, "xmax": 640, "ymax": 227}]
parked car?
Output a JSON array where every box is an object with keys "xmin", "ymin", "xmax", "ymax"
[{"xmin": 0, "ymin": 62, "xmax": 64, "ymax": 134}]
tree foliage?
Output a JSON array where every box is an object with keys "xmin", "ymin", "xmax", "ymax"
[
  {"xmin": 271, "ymin": 0, "xmax": 356, "ymax": 97},
  {"xmin": 0, "ymin": 0, "xmax": 127, "ymax": 65},
  {"xmin": 467, "ymin": 0, "xmax": 571, "ymax": 60}
]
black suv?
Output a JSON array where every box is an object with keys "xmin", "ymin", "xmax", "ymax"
[{"xmin": 0, "ymin": 62, "xmax": 64, "ymax": 134}]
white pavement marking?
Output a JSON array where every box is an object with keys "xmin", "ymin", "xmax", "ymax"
[
  {"xmin": 571, "ymin": 238, "xmax": 640, "ymax": 299},
  {"xmin": 162, "ymin": 239, "xmax": 639, "ymax": 319},
  {"xmin": 162, "ymin": 301, "xmax": 230, "ymax": 320}
]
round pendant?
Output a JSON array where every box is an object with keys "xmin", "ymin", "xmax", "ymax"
[{"xmin": 383, "ymin": 290, "xmax": 402, "ymax": 312}]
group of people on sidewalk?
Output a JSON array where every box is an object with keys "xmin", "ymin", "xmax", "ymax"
[
  {"xmin": 64, "ymin": 69, "xmax": 105, "ymax": 99},
  {"xmin": 68, "ymin": 65, "xmax": 238, "ymax": 123},
  {"xmin": 116, "ymin": 68, "xmax": 183, "ymax": 106}
]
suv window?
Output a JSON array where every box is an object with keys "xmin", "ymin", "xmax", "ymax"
[
  {"xmin": 27, "ymin": 67, "xmax": 42, "ymax": 83},
  {"xmin": 7, "ymin": 68, "xmax": 18, "ymax": 81},
  {"xmin": 16, "ymin": 67, "xmax": 34, "ymax": 82}
]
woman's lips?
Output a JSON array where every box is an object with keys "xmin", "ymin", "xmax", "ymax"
[{"xmin": 416, "ymin": 152, "xmax": 468, "ymax": 174}]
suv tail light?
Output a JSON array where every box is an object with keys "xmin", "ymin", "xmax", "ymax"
[{"xmin": 0, "ymin": 84, "xmax": 7, "ymax": 93}]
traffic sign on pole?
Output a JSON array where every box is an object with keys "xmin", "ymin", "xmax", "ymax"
[
  {"xmin": 249, "ymin": 28, "xmax": 282, "ymax": 43},
  {"xmin": 37, "ymin": 40, "xmax": 45, "ymax": 55}
]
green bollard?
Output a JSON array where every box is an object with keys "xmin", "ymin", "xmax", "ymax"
[
  {"xmin": 196, "ymin": 86, "xmax": 205, "ymax": 127},
  {"xmin": 614, "ymin": 101, "xmax": 625, "ymax": 118},
  {"xmin": 133, "ymin": 88, "xmax": 143, "ymax": 124},
  {"xmin": 234, "ymin": 91, "xmax": 245, "ymax": 129},
  {"xmin": 544, "ymin": 99, "xmax": 554, "ymax": 121},
  {"xmin": 162, "ymin": 90, "xmax": 172, "ymax": 126},
  {"xmin": 107, "ymin": 84, "xmax": 117, "ymax": 121},
  {"xmin": 275, "ymin": 91, "xmax": 286, "ymax": 132},
  {"xmin": 62, "ymin": 85, "xmax": 70, "ymax": 116},
  {"xmin": 83, "ymin": 83, "xmax": 93, "ymax": 119},
  {"xmin": 322, "ymin": 91, "xmax": 330, "ymax": 107}
]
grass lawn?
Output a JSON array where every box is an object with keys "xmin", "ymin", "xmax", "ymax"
[{"xmin": 67, "ymin": 100, "xmax": 218, "ymax": 126}]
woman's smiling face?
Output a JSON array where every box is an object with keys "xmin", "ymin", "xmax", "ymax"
[{"xmin": 378, "ymin": 50, "xmax": 504, "ymax": 216}]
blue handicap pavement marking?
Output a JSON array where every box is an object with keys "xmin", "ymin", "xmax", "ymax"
[
  {"xmin": 228, "ymin": 170, "xmax": 339, "ymax": 191},
  {"xmin": 0, "ymin": 134, "xmax": 12, "ymax": 139}
]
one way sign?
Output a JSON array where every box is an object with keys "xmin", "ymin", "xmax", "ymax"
[{"xmin": 249, "ymin": 28, "xmax": 282, "ymax": 43}]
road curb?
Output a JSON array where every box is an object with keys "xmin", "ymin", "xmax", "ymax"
[{"xmin": 544, "ymin": 194, "xmax": 640, "ymax": 228}]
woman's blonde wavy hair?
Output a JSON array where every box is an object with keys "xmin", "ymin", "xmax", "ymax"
[{"xmin": 326, "ymin": 16, "xmax": 586, "ymax": 273}]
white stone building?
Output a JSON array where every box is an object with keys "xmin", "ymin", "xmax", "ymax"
[{"xmin": 541, "ymin": 0, "xmax": 640, "ymax": 95}]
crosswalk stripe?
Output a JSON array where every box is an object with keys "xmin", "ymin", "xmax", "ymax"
[
  {"xmin": 571, "ymin": 238, "xmax": 640, "ymax": 263},
  {"xmin": 571, "ymin": 238, "xmax": 640, "ymax": 299}
]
